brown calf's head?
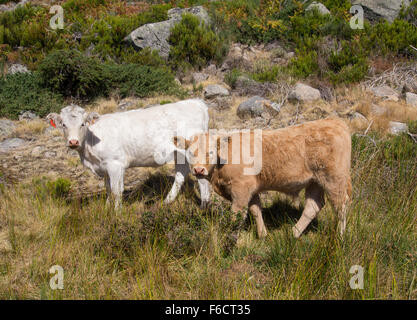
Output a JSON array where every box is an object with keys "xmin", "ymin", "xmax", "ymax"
[{"xmin": 174, "ymin": 134, "xmax": 229, "ymax": 178}]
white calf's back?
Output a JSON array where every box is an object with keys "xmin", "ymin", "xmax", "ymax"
[{"xmin": 85, "ymin": 99, "xmax": 208, "ymax": 169}]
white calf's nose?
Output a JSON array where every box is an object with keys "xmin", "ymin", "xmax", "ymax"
[{"xmin": 68, "ymin": 139, "xmax": 79, "ymax": 147}]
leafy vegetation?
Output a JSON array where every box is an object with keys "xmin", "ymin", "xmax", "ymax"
[{"xmin": 0, "ymin": 72, "xmax": 63, "ymax": 119}]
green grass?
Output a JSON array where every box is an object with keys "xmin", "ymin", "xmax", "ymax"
[{"xmin": 0, "ymin": 132, "xmax": 416, "ymax": 299}]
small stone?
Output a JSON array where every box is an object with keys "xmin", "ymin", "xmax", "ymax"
[
  {"xmin": 192, "ymin": 72, "xmax": 209, "ymax": 84},
  {"xmin": 19, "ymin": 111, "xmax": 38, "ymax": 121},
  {"xmin": 388, "ymin": 121, "xmax": 408, "ymax": 135},
  {"xmin": 405, "ymin": 92, "xmax": 417, "ymax": 107},
  {"xmin": 31, "ymin": 146, "xmax": 44, "ymax": 157},
  {"xmin": 306, "ymin": 2, "xmax": 331, "ymax": 15}
]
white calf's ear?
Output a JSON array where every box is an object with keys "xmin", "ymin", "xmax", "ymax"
[
  {"xmin": 85, "ymin": 112, "xmax": 100, "ymax": 126},
  {"xmin": 46, "ymin": 113, "xmax": 62, "ymax": 128}
]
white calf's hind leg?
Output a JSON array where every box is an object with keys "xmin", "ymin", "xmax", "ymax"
[{"xmin": 198, "ymin": 178, "xmax": 211, "ymax": 209}]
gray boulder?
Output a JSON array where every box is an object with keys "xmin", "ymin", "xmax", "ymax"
[
  {"xmin": 0, "ymin": 119, "xmax": 16, "ymax": 136},
  {"xmin": 370, "ymin": 85, "xmax": 399, "ymax": 101},
  {"xmin": 0, "ymin": 138, "xmax": 27, "ymax": 153},
  {"xmin": 18, "ymin": 111, "xmax": 38, "ymax": 121},
  {"xmin": 124, "ymin": 6, "xmax": 210, "ymax": 58},
  {"xmin": 233, "ymin": 75, "xmax": 277, "ymax": 97},
  {"xmin": 192, "ymin": 72, "xmax": 209, "ymax": 84},
  {"xmin": 405, "ymin": 92, "xmax": 417, "ymax": 107},
  {"xmin": 237, "ymin": 96, "xmax": 280, "ymax": 119},
  {"xmin": 203, "ymin": 84, "xmax": 230, "ymax": 99},
  {"xmin": 389, "ymin": 121, "xmax": 408, "ymax": 135},
  {"xmin": 306, "ymin": 2, "xmax": 331, "ymax": 15},
  {"xmin": 288, "ymin": 83, "xmax": 321, "ymax": 102},
  {"xmin": 351, "ymin": 0, "xmax": 411, "ymax": 22}
]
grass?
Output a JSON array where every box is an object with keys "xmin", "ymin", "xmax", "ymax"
[{"xmin": 0, "ymin": 130, "xmax": 416, "ymax": 299}]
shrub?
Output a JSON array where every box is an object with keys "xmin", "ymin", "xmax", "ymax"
[
  {"xmin": 103, "ymin": 63, "xmax": 179, "ymax": 98},
  {"xmin": 37, "ymin": 49, "xmax": 106, "ymax": 99},
  {"xmin": 0, "ymin": 72, "xmax": 63, "ymax": 119},
  {"xmin": 168, "ymin": 13, "xmax": 220, "ymax": 70},
  {"xmin": 33, "ymin": 177, "xmax": 72, "ymax": 200}
]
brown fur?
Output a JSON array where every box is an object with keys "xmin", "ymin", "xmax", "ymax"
[{"xmin": 176, "ymin": 118, "xmax": 352, "ymax": 238}]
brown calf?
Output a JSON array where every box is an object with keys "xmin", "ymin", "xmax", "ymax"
[{"xmin": 175, "ymin": 118, "xmax": 352, "ymax": 238}]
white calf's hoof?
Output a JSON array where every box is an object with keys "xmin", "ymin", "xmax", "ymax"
[{"xmin": 292, "ymin": 226, "xmax": 302, "ymax": 239}]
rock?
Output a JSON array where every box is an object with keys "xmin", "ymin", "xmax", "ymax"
[
  {"xmin": 203, "ymin": 84, "xmax": 230, "ymax": 99},
  {"xmin": 44, "ymin": 151, "xmax": 57, "ymax": 158},
  {"xmin": 350, "ymin": 112, "xmax": 368, "ymax": 122},
  {"xmin": 317, "ymin": 85, "xmax": 334, "ymax": 102},
  {"xmin": 0, "ymin": 119, "xmax": 16, "ymax": 136},
  {"xmin": 370, "ymin": 104, "xmax": 386, "ymax": 116},
  {"xmin": 124, "ymin": 6, "xmax": 210, "ymax": 58},
  {"xmin": 233, "ymin": 75, "xmax": 276, "ymax": 96},
  {"xmin": 388, "ymin": 121, "xmax": 408, "ymax": 135},
  {"xmin": 237, "ymin": 96, "xmax": 280, "ymax": 119},
  {"xmin": 167, "ymin": 6, "xmax": 210, "ymax": 24},
  {"xmin": 406, "ymin": 92, "xmax": 417, "ymax": 107},
  {"xmin": 18, "ymin": 111, "xmax": 38, "ymax": 121},
  {"xmin": 306, "ymin": 2, "xmax": 331, "ymax": 15},
  {"xmin": 118, "ymin": 99, "xmax": 135, "ymax": 111},
  {"xmin": 285, "ymin": 51, "xmax": 295, "ymax": 59},
  {"xmin": 31, "ymin": 146, "xmax": 45, "ymax": 157},
  {"xmin": 0, "ymin": 0, "xmax": 29, "ymax": 13},
  {"xmin": 288, "ymin": 83, "xmax": 321, "ymax": 102},
  {"xmin": 192, "ymin": 72, "xmax": 209, "ymax": 84},
  {"xmin": 203, "ymin": 64, "xmax": 217, "ymax": 75},
  {"xmin": 0, "ymin": 138, "xmax": 27, "ymax": 153},
  {"xmin": 352, "ymin": 0, "xmax": 411, "ymax": 23},
  {"xmin": 370, "ymin": 85, "xmax": 399, "ymax": 101},
  {"xmin": 7, "ymin": 63, "xmax": 30, "ymax": 75},
  {"xmin": 174, "ymin": 78, "xmax": 182, "ymax": 86},
  {"xmin": 207, "ymin": 97, "xmax": 231, "ymax": 111}
]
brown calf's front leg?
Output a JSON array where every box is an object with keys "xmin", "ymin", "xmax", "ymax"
[{"xmin": 249, "ymin": 194, "xmax": 267, "ymax": 238}]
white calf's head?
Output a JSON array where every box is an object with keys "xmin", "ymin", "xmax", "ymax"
[{"xmin": 47, "ymin": 104, "xmax": 99, "ymax": 150}]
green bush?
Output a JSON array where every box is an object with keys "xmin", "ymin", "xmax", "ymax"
[
  {"xmin": 37, "ymin": 49, "xmax": 106, "ymax": 99},
  {"xmin": 33, "ymin": 177, "xmax": 72, "ymax": 200},
  {"xmin": 168, "ymin": 13, "xmax": 220, "ymax": 70},
  {"xmin": 0, "ymin": 72, "xmax": 63, "ymax": 119},
  {"xmin": 103, "ymin": 63, "xmax": 179, "ymax": 98}
]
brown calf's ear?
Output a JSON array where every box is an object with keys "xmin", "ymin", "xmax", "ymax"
[
  {"xmin": 85, "ymin": 112, "xmax": 100, "ymax": 126},
  {"xmin": 46, "ymin": 113, "xmax": 62, "ymax": 128}
]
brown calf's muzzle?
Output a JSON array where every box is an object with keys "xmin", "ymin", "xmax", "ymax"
[{"xmin": 193, "ymin": 166, "xmax": 208, "ymax": 177}]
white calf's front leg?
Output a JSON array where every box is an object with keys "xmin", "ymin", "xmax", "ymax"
[
  {"xmin": 106, "ymin": 163, "xmax": 125, "ymax": 209},
  {"xmin": 198, "ymin": 178, "xmax": 211, "ymax": 209},
  {"xmin": 164, "ymin": 162, "xmax": 188, "ymax": 204}
]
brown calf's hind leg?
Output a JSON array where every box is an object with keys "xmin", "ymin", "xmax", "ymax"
[
  {"xmin": 292, "ymin": 183, "xmax": 325, "ymax": 238},
  {"xmin": 326, "ymin": 178, "xmax": 352, "ymax": 237},
  {"xmin": 249, "ymin": 194, "xmax": 267, "ymax": 238}
]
